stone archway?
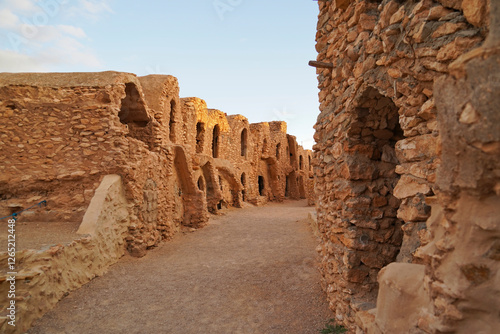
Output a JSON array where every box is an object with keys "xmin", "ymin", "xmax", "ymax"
[
  {"xmin": 119, "ymin": 82, "xmax": 153, "ymax": 149},
  {"xmin": 258, "ymin": 176, "xmax": 265, "ymax": 196},
  {"xmin": 323, "ymin": 86, "xmax": 405, "ymax": 313},
  {"xmin": 201, "ymin": 162, "xmax": 220, "ymax": 213}
]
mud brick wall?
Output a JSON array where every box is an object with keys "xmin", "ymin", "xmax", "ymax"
[{"xmin": 312, "ymin": 0, "xmax": 488, "ymax": 330}]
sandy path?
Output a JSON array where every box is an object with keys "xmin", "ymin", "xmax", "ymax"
[{"xmin": 28, "ymin": 200, "xmax": 333, "ymax": 334}]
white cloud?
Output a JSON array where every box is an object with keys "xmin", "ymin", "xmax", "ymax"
[
  {"xmin": 0, "ymin": 49, "xmax": 46, "ymax": 72},
  {"xmin": 0, "ymin": 0, "xmax": 112, "ymax": 72},
  {"xmin": 39, "ymin": 45, "xmax": 102, "ymax": 68},
  {"xmin": 79, "ymin": 0, "xmax": 114, "ymax": 15},
  {"xmin": 0, "ymin": 9, "xmax": 19, "ymax": 29},
  {"xmin": 2, "ymin": 0, "xmax": 38, "ymax": 13},
  {"xmin": 57, "ymin": 25, "xmax": 87, "ymax": 38},
  {"xmin": 66, "ymin": 0, "xmax": 114, "ymax": 20}
]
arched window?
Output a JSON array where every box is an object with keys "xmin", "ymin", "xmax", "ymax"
[
  {"xmin": 212, "ymin": 124, "xmax": 220, "ymax": 158},
  {"xmin": 276, "ymin": 143, "xmax": 281, "ymax": 160},
  {"xmin": 169, "ymin": 99, "xmax": 176, "ymax": 142},
  {"xmin": 241, "ymin": 128, "xmax": 248, "ymax": 157},
  {"xmin": 196, "ymin": 122, "xmax": 205, "ymax": 153},
  {"xmin": 119, "ymin": 83, "xmax": 149, "ymax": 126},
  {"xmin": 119, "ymin": 82, "xmax": 152, "ymax": 149},
  {"xmin": 299, "ymin": 155, "xmax": 303, "ymax": 170}
]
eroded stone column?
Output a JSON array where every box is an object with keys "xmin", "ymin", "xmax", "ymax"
[{"xmin": 417, "ymin": 2, "xmax": 500, "ymax": 331}]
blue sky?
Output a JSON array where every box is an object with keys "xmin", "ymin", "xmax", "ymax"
[{"xmin": 0, "ymin": 0, "xmax": 320, "ymax": 149}]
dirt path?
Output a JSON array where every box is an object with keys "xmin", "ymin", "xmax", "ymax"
[{"xmin": 28, "ymin": 200, "xmax": 333, "ymax": 334}]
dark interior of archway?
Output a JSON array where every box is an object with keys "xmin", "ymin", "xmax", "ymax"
[
  {"xmin": 169, "ymin": 99, "xmax": 176, "ymax": 142},
  {"xmin": 258, "ymin": 176, "xmax": 265, "ymax": 196},
  {"xmin": 197, "ymin": 176, "xmax": 204, "ymax": 191},
  {"xmin": 348, "ymin": 86, "xmax": 405, "ymax": 297},
  {"xmin": 241, "ymin": 128, "xmax": 248, "ymax": 157},
  {"xmin": 119, "ymin": 82, "xmax": 153, "ymax": 149},
  {"xmin": 285, "ymin": 174, "xmax": 290, "ymax": 197},
  {"xmin": 212, "ymin": 125, "xmax": 220, "ymax": 158},
  {"xmin": 241, "ymin": 173, "xmax": 246, "ymax": 201},
  {"xmin": 196, "ymin": 122, "xmax": 205, "ymax": 153}
]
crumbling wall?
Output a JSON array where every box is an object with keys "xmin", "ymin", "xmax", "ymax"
[
  {"xmin": 245, "ymin": 120, "xmax": 307, "ymax": 203},
  {"xmin": 415, "ymin": 20, "xmax": 500, "ymax": 332},
  {"xmin": 0, "ymin": 72, "xmax": 141, "ymax": 223},
  {"xmin": 0, "ymin": 71, "xmax": 312, "ymax": 254},
  {"xmin": 138, "ymin": 75, "xmax": 181, "ymax": 148},
  {"xmin": 0, "ymin": 70, "xmax": 313, "ymax": 332},
  {"xmin": 312, "ymin": 0, "xmax": 489, "ymax": 331},
  {"xmin": 182, "ymin": 97, "xmax": 208, "ymax": 154},
  {"xmin": 0, "ymin": 72, "xmax": 206, "ymax": 259},
  {"xmin": 0, "ymin": 174, "xmax": 129, "ymax": 334},
  {"xmin": 249, "ymin": 122, "xmax": 270, "ymax": 203}
]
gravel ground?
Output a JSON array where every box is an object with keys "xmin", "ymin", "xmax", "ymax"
[{"xmin": 28, "ymin": 200, "xmax": 333, "ymax": 334}]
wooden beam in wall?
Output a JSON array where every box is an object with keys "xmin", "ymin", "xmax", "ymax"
[{"xmin": 308, "ymin": 61, "xmax": 334, "ymax": 69}]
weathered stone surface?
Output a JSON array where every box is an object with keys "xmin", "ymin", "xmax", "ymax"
[
  {"xmin": 459, "ymin": 102, "xmax": 480, "ymax": 124},
  {"xmin": 394, "ymin": 175, "xmax": 431, "ymax": 199},
  {"xmin": 462, "ymin": 0, "xmax": 488, "ymax": 27},
  {"xmin": 312, "ymin": 0, "xmax": 492, "ymax": 331},
  {"xmin": 375, "ymin": 263, "xmax": 429, "ymax": 333},
  {"xmin": 395, "ymin": 134, "xmax": 439, "ymax": 163},
  {"xmin": 0, "ymin": 71, "xmax": 313, "ymax": 333},
  {"xmin": 397, "ymin": 194, "xmax": 431, "ymax": 222}
]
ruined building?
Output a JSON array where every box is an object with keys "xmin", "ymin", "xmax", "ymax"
[
  {"xmin": 0, "ymin": 72, "xmax": 312, "ymax": 333},
  {"xmin": 312, "ymin": 0, "xmax": 499, "ymax": 333}
]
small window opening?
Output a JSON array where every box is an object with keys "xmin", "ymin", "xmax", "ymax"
[
  {"xmin": 196, "ymin": 122, "xmax": 205, "ymax": 153},
  {"xmin": 212, "ymin": 125, "xmax": 220, "ymax": 158},
  {"xmin": 258, "ymin": 176, "xmax": 265, "ymax": 196},
  {"xmin": 241, "ymin": 128, "xmax": 248, "ymax": 157},
  {"xmin": 169, "ymin": 99, "xmax": 176, "ymax": 142}
]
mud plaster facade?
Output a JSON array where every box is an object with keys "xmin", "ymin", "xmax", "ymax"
[
  {"xmin": 313, "ymin": 0, "xmax": 499, "ymax": 333},
  {"xmin": 0, "ymin": 72, "xmax": 311, "ymax": 332}
]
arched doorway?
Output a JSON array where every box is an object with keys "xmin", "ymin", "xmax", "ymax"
[{"xmin": 258, "ymin": 176, "xmax": 265, "ymax": 196}]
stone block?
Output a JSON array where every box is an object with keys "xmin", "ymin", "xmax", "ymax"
[
  {"xmin": 393, "ymin": 175, "xmax": 431, "ymax": 199},
  {"xmin": 374, "ymin": 263, "xmax": 429, "ymax": 333},
  {"xmin": 395, "ymin": 134, "xmax": 439, "ymax": 163},
  {"xmin": 462, "ymin": 0, "xmax": 488, "ymax": 27}
]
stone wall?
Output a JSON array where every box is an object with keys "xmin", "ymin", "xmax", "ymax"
[
  {"xmin": 0, "ymin": 71, "xmax": 311, "ymax": 257},
  {"xmin": 312, "ymin": 0, "xmax": 492, "ymax": 332},
  {"xmin": 0, "ymin": 174, "xmax": 129, "ymax": 334},
  {"xmin": 0, "ymin": 70, "xmax": 312, "ymax": 331}
]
